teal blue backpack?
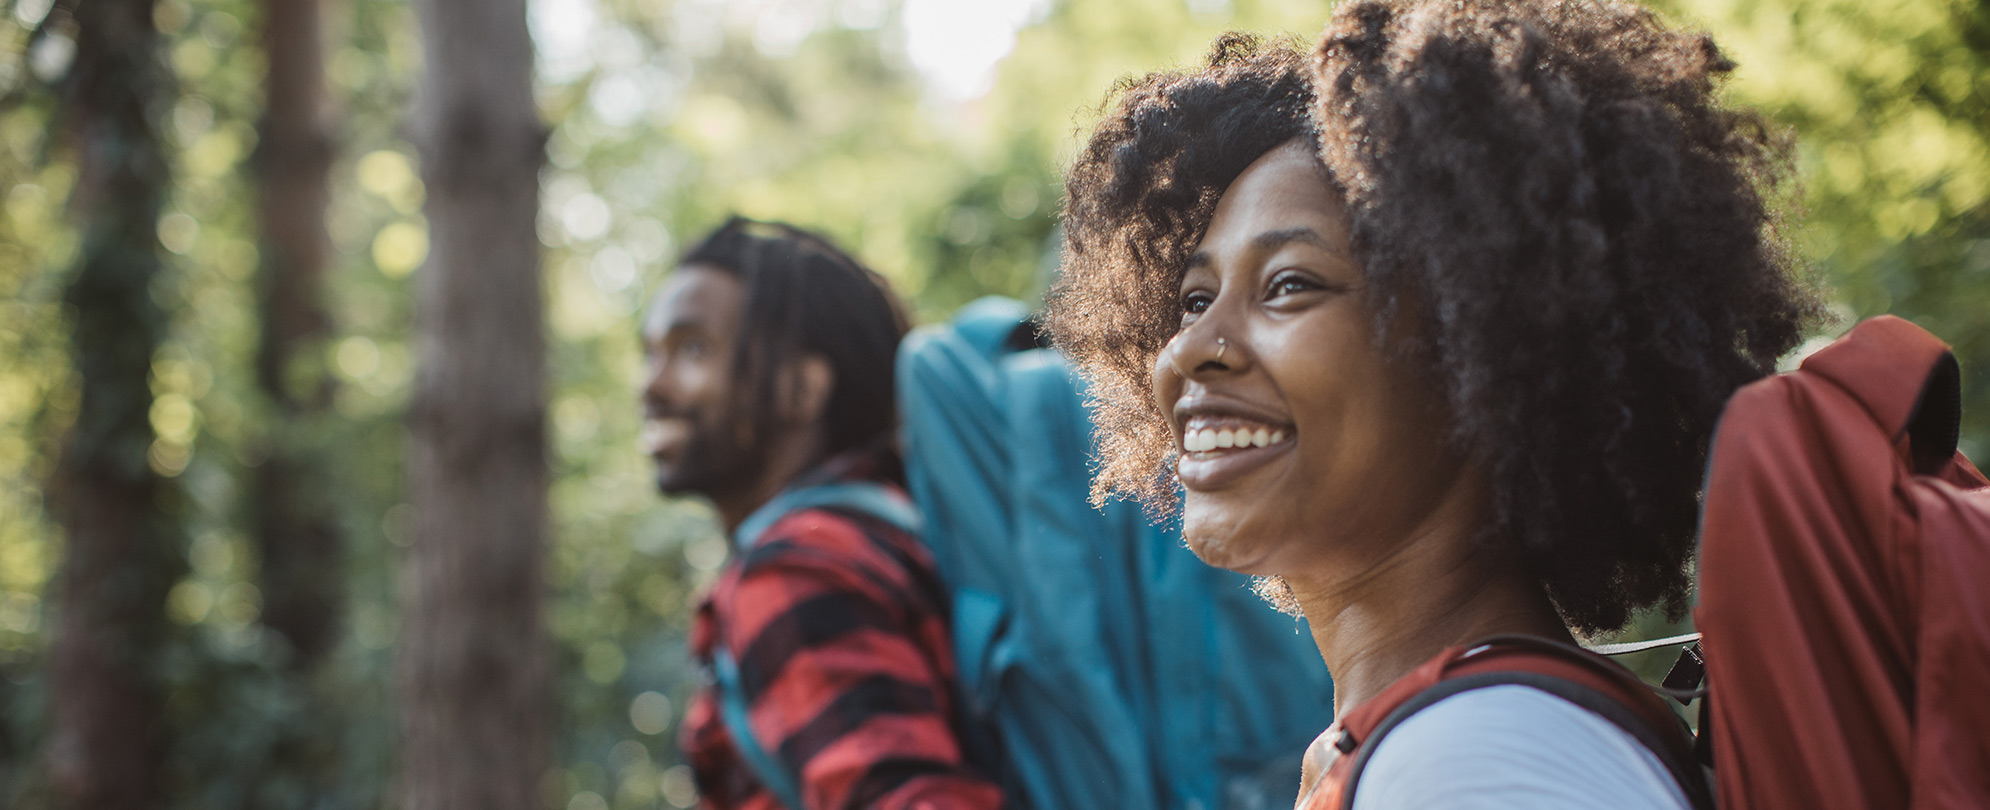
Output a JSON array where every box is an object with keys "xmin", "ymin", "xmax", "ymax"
[{"xmin": 898, "ymin": 297, "xmax": 1334, "ymax": 810}]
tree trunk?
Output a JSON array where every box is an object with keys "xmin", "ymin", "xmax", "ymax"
[
  {"xmin": 44, "ymin": 0, "xmax": 181, "ymax": 808},
  {"xmin": 253, "ymin": 0, "xmax": 341, "ymax": 670},
  {"xmin": 398, "ymin": 0, "xmax": 550, "ymax": 806}
]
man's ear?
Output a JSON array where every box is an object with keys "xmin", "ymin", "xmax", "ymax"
[{"xmin": 779, "ymin": 354, "xmax": 835, "ymax": 426}]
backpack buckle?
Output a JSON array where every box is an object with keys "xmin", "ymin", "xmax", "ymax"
[{"xmin": 1660, "ymin": 642, "xmax": 1707, "ymax": 706}]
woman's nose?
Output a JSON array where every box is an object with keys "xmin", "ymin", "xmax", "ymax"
[{"xmin": 1170, "ymin": 317, "xmax": 1241, "ymax": 378}]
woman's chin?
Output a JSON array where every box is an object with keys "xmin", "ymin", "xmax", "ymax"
[{"xmin": 1180, "ymin": 509, "xmax": 1279, "ymax": 574}]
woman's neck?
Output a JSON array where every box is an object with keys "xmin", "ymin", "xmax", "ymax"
[{"xmin": 1284, "ymin": 472, "xmax": 1571, "ymax": 717}]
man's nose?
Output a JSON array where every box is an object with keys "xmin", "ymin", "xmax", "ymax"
[{"xmin": 639, "ymin": 356, "xmax": 673, "ymax": 406}]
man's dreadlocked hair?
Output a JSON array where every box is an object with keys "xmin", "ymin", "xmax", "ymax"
[
  {"xmin": 679, "ymin": 216, "xmax": 910, "ymax": 479},
  {"xmin": 1047, "ymin": 3, "xmax": 1822, "ymax": 634}
]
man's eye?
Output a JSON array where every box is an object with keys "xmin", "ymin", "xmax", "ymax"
[{"xmin": 679, "ymin": 337, "xmax": 709, "ymax": 357}]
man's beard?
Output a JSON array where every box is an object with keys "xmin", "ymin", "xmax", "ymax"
[{"xmin": 654, "ymin": 414, "xmax": 764, "ymax": 502}]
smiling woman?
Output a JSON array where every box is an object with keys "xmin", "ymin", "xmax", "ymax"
[
  {"xmin": 1050, "ymin": 19, "xmax": 1819, "ymax": 633},
  {"xmin": 1046, "ymin": 3, "xmax": 1821, "ymax": 808}
]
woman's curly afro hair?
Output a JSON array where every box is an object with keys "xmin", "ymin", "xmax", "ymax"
[{"xmin": 1046, "ymin": 2, "xmax": 1823, "ymax": 634}]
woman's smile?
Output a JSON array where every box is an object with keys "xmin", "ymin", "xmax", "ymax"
[{"xmin": 1174, "ymin": 398, "xmax": 1297, "ymax": 489}]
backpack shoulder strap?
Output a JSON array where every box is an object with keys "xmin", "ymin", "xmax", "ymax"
[
  {"xmin": 732, "ymin": 481, "xmax": 922, "ymax": 553},
  {"xmin": 711, "ymin": 480, "xmax": 923, "ymax": 809},
  {"xmin": 1321, "ymin": 635, "xmax": 1713, "ymax": 810},
  {"xmin": 713, "ymin": 646, "xmax": 808, "ymax": 809}
]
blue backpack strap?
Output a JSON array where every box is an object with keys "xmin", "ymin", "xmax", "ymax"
[
  {"xmin": 733, "ymin": 481, "xmax": 922, "ymax": 553},
  {"xmin": 712, "ymin": 645, "xmax": 808, "ymax": 810},
  {"xmin": 711, "ymin": 479, "xmax": 924, "ymax": 809}
]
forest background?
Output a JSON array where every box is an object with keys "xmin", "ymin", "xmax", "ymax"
[{"xmin": 0, "ymin": 0, "xmax": 1984, "ymax": 808}]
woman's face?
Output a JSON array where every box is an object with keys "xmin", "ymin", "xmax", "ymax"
[{"xmin": 1153, "ymin": 140, "xmax": 1466, "ymax": 578}]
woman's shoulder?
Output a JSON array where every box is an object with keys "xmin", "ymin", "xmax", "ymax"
[{"xmin": 1350, "ymin": 684, "xmax": 1691, "ymax": 810}]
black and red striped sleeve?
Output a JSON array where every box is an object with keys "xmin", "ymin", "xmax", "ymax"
[{"xmin": 717, "ymin": 507, "xmax": 1001, "ymax": 810}]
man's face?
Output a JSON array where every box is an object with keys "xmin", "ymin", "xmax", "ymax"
[{"xmin": 639, "ymin": 265, "xmax": 759, "ymax": 498}]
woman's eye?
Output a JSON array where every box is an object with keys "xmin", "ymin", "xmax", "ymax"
[
  {"xmin": 1266, "ymin": 272, "xmax": 1320, "ymax": 299},
  {"xmin": 679, "ymin": 337, "xmax": 709, "ymax": 358},
  {"xmin": 1181, "ymin": 291, "xmax": 1214, "ymax": 315}
]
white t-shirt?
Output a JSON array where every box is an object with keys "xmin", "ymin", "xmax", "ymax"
[{"xmin": 1349, "ymin": 684, "xmax": 1692, "ymax": 810}]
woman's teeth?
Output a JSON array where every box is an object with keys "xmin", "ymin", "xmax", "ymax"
[{"xmin": 1183, "ymin": 426, "xmax": 1285, "ymax": 453}]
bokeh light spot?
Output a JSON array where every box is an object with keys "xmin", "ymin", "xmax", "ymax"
[
  {"xmin": 659, "ymin": 765, "xmax": 698, "ymax": 809},
  {"xmin": 168, "ymin": 580, "xmax": 213, "ymax": 624},
  {"xmin": 629, "ymin": 690, "xmax": 672, "ymax": 735},
  {"xmin": 999, "ymin": 177, "xmax": 1040, "ymax": 220},
  {"xmin": 335, "ymin": 336, "xmax": 382, "ymax": 381},
  {"xmin": 357, "ymin": 150, "xmax": 415, "ymax": 195},
  {"xmin": 150, "ymin": 393, "xmax": 199, "ymax": 444},
  {"xmin": 372, "ymin": 221, "xmax": 429, "ymax": 278},
  {"xmin": 684, "ymin": 535, "xmax": 727, "ymax": 572},
  {"xmin": 561, "ymin": 193, "xmax": 612, "ymax": 242},
  {"xmin": 157, "ymin": 212, "xmax": 200, "ymax": 254},
  {"xmin": 609, "ymin": 739, "xmax": 650, "ymax": 770},
  {"xmin": 148, "ymin": 440, "xmax": 191, "ymax": 478}
]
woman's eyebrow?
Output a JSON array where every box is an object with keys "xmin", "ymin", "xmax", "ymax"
[
  {"xmin": 1250, "ymin": 226, "xmax": 1343, "ymax": 257},
  {"xmin": 1185, "ymin": 226, "xmax": 1345, "ymax": 272}
]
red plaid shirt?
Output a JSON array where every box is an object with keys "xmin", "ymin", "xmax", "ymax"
[{"xmin": 680, "ymin": 463, "xmax": 1002, "ymax": 810}]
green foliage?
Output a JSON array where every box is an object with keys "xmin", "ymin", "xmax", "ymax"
[
  {"xmin": 1651, "ymin": 0, "xmax": 1990, "ymax": 454},
  {"xmin": 0, "ymin": 90, "xmax": 73, "ymax": 810},
  {"xmin": 0, "ymin": 0, "xmax": 1985, "ymax": 808}
]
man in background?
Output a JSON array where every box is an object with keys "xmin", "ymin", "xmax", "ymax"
[{"xmin": 639, "ymin": 217, "xmax": 1001, "ymax": 810}]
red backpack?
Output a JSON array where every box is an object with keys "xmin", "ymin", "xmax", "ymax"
[{"xmin": 1697, "ymin": 315, "xmax": 1990, "ymax": 809}]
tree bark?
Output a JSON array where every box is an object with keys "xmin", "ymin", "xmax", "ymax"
[
  {"xmin": 253, "ymin": 0, "xmax": 341, "ymax": 670},
  {"xmin": 398, "ymin": 0, "xmax": 551, "ymax": 806},
  {"xmin": 44, "ymin": 0, "xmax": 181, "ymax": 808}
]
